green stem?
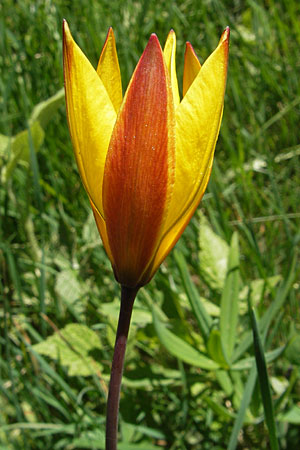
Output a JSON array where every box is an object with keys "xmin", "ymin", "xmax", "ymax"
[{"xmin": 105, "ymin": 285, "xmax": 138, "ymax": 450}]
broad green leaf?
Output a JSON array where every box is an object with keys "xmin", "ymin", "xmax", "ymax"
[
  {"xmin": 207, "ymin": 329, "xmax": 228, "ymax": 367},
  {"xmin": 55, "ymin": 269, "xmax": 88, "ymax": 318},
  {"xmin": 29, "ymin": 88, "xmax": 64, "ymax": 128},
  {"xmin": 278, "ymin": 405, "xmax": 300, "ymax": 424},
  {"xmin": 3, "ymin": 121, "xmax": 44, "ymax": 181},
  {"xmin": 174, "ymin": 249, "xmax": 212, "ymax": 341},
  {"xmin": 198, "ymin": 213, "xmax": 229, "ymax": 292},
  {"xmin": 121, "ymin": 423, "xmax": 165, "ymax": 443},
  {"xmin": 285, "ymin": 334, "xmax": 300, "ymax": 365},
  {"xmin": 152, "ymin": 306, "xmax": 219, "ymax": 370},
  {"xmin": 32, "ymin": 324, "xmax": 103, "ymax": 377},
  {"xmin": 55, "ymin": 269, "xmax": 83, "ymax": 305},
  {"xmin": 1, "ymin": 88, "xmax": 64, "ymax": 181},
  {"xmin": 220, "ymin": 232, "xmax": 240, "ymax": 363},
  {"xmin": 216, "ymin": 370, "xmax": 233, "ymax": 396}
]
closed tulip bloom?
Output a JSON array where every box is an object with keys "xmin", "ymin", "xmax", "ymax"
[{"xmin": 63, "ymin": 21, "xmax": 229, "ymax": 289}]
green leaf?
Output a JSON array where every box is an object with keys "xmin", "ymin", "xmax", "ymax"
[
  {"xmin": 0, "ymin": 133, "xmax": 11, "ymax": 166},
  {"xmin": 220, "ymin": 232, "xmax": 240, "ymax": 363},
  {"xmin": 285, "ymin": 334, "xmax": 300, "ymax": 365},
  {"xmin": 203, "ymin": 395, "xmax": 236, "ymax": 421},
  {"xmin": 232, "ymin": 345, "xmax": 285, "ymax": 370},
  {"xmin": 55, "ymin": 269, "xmax": 86, "ymax": 315},
  {"xmin": 29, "ymin": 88, "xmax": 65, "ymax": 129},
  {"xmin": 198, "ymin": 213, "xmax": 229, "ymax": 292},
  {"xmin": 216, "ymin": 370, "xmax": 233, "ymax": 396},
  {"xmin": 1, "ymin": 88, "xmax": 64, "ymax": 181},
  {"xmin": 119, "ymin": 444, "xmax": 162, "ymax": 450},
  {"xmin": 3, "ymin": 121, "xmax": 45, "ymax": 181},
  {"xmin": 233, "ymin": 250, "xmax": 297, "ymax": 362},
  {"xmin": 227, "ymin": 364, "xmax": 257, "ymax": 450},
  {"xmin": 201, "ymin": 297, "xmax": 220, "ymax": 317},
  {"xmin": 278, "ymin": 405, "xmax": 300, "ymax": 424},
  {"xmin": 152, "ymin": 306, "xmax": 219, "ymax": 370},
  {"xmin": 249, "ymin": 305, "xmax": 279, "ymax": 450},
  {"xmin": 174, "ymin": 249, "xmax": 212, "ymax": 341},
  {"xmin": 62, "ymin": 430, "xmax": 105, "ymax": 449},
  {"xmin": 207, "ymin": 329, "xmax": 228, "ymax": 367},
  {"xmin": 32, "ymin": 324, "xmax": 103, "ymax": 377},
  {"xmin": 238, "ymin": 275, "xmax": 282, "ymax": 314}
]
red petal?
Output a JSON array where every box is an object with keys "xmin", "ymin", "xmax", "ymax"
[{"xmin": 102, "ymin": 34, "xmax": 175, "ymax": 287}]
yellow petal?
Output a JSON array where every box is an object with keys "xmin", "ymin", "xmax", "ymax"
[
  {"xmin": 163, "ymin": 30, "xmax": 180, "ymax": 108},
  {"xmin": 102, "ymin": 34, "xmax": 175, "ymax": 288},
  {"xmin": 183, "ymin": 42, "xmax": 201, "ymax": 97},
  {"xmin": 63, "ymin": 20, "xmax": 116, "ymax": 217},
  {"xmin": 148, "ymin": 28, "xmax": 230, "ymax": 277},
  {"xmin": 97, "ymin": 27, "xmax": 123, "ymax": 113}
]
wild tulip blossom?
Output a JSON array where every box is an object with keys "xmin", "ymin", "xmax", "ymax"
[
  {"xmin": 63, "ymin": 21, "xmax": 229, "ymax": 289},
  {"xmin": 63, "ymin": 21, "xmax": 229, "ymax": 450}
]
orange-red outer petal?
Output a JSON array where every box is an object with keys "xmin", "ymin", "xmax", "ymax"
[{"xmin": 102, "ymin": 34, "xmax": 175, "ymax": 288}]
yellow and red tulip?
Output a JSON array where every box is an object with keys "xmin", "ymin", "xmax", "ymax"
[{"xmin": 63, "ymin": 21, "xmax": 229, "ymax": 289}]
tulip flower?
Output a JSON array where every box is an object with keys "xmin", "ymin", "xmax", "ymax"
[
  {"xmin": 63, "ymin": 21, "xmax": 229, "ymax": 450},
  {"xmin": 63, "ymin": 21, "xmax": 229, "ymax": 290}
]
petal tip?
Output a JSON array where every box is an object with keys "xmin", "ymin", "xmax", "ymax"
[
  {"xmin": 185, "ymin": 41, "xmax": 196, "ymax": 55},
  {"xmin": 220, "ymin": 26, "xmax": 230, "ymax": 44},
  {"xmin": 106, "ymin": 26, "xmax": 114, "ymax": 37},
  {"xmin": 62, "ymin": 19, "xmax": 73, "ymax": 45},
  {"xmin": 146, "ymin": 33, "xmax": 162, "ymax": 52},
  {"xmin": 101, "ymin": 26, "xmax": 115, "ymax": 51},
  {"xmin": 149, "ymin": 33, "xmax": 159, "ymax": 42},
  {"xmin": 62, "ymin": 18, "xmax": 69, "ymax": 32}
]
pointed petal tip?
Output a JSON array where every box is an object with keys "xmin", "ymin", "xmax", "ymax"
[
  {"xmin": 149, "ymin": 33, "xmax": 159, "ymax": 41},
  {"xmin": 62, "ymin": 19, "xmax": 72, "ymax": 44},
  {"xmin": 183, "ymin": 41, "xmax": 200, "ymax": 65},
  {"xmin": 220, "ymin": 26, "xmax": 230, "ymax": 44},
  {"xmin": 62, "ymin": 18, "xmax": 69, "ymax": 32},
  {"xmin": 147, "ymin": 33, "xmax": 162, "ymax": 50},
  {"xmin": 102, "ymin": 27, "xmax": 115, "ymax": 48},
  {"xmin": 185, "ymin": 41, "xmax": 195, "ymax": 54}
]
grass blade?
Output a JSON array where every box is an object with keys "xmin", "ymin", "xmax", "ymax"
[
  {"xmin": 249, "ymin": 304, "xmax": 280, "ymax": 450},
  {"xmin": 227, "ymin": 364, "xmax": 257, "ymax": 450}
]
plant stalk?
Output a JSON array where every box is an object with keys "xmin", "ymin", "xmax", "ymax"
[{"xmin": 105, "ymin": 285, "xmax": 138, "ymax": 450}]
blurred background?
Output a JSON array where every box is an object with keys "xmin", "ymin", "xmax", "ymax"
[{"xmin": 1, "ymin": 0, "xmax": 299, "ymax": 449}]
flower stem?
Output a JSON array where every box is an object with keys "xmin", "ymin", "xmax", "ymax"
[{"xmin": 105, "ymin": 285, "xmax": 138, "ymax": 450}]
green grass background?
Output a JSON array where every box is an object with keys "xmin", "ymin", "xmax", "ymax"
[{"xmin": 1, "ymin": 0, "xmax": 299, "ymax": 449}]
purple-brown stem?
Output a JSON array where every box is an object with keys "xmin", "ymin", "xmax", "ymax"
[{"xmin": 105, "ymin": 285, "xmax": 138, "ymax": 450}]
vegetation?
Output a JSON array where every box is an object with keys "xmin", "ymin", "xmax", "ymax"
[{"xmin": 1, "ymin": 0, "xmax": 299, "ymax": 448}]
